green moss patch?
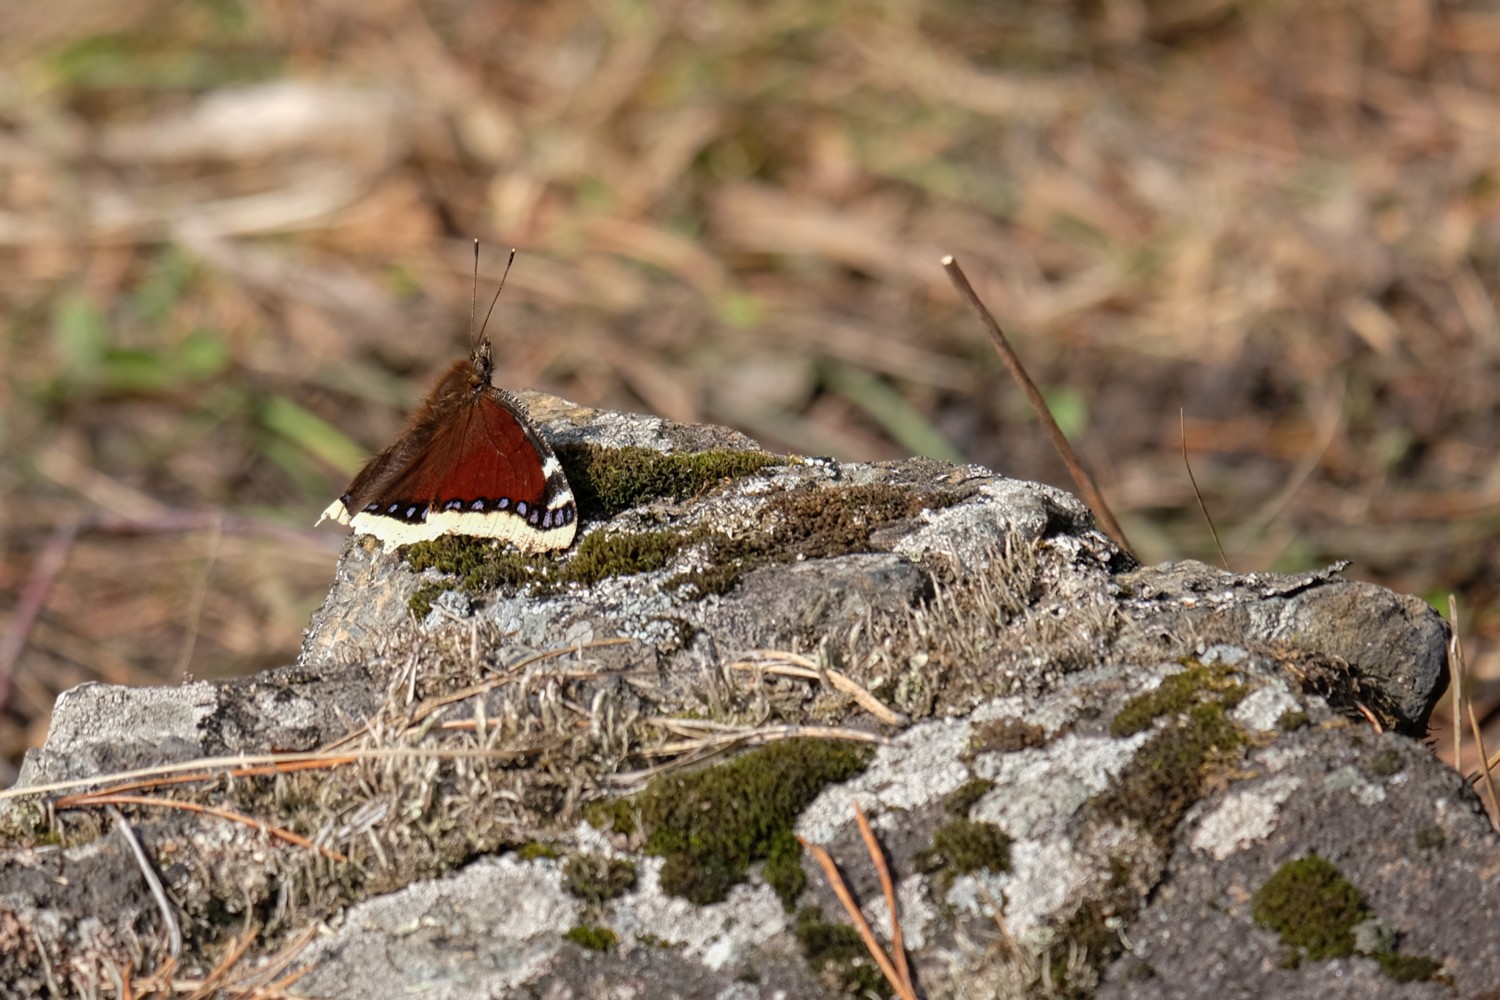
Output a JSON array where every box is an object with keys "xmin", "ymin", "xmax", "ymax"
[
  {"xmin": 1095, "ymin": 701, "xmax": 1244, "ymax": 849},
  {"xmin": 668, "ymin": 483, "xmax": 963, "ymax": 599},
  {"xmin": 1369, "ymin": 747, "xmax": 1402, "ymax": 777},
  {"xmin": 1111, "ymin": 664, "xmax": 1249, "ymax": 738},
  {"xmin": 634, "ymin": 932, "xmax": 683, "ymax": 949},
  {"xmin": 1376, "ymin": 952, "xmax": 1443, "ymax": 983},
  {"xmin": 1252, "ymin": 855, "xmax": 1366, "ymax": 960},
  {"xmin": 566, "ymin": 529, "xmax": 685, "ymax": 587},
  {"xmin": 405, "ymin": 526, "xmax": 689, "ymax": 598},
  {"xmin": 563, "ymin": 855, "xmax": 638, "ymax": 904},
  {"xmin": 404, "ymin": 475, "xmax": 964, "ymax": 606},
  {"xmin": 555, "ymin": 443, "xmax": 783, "ymax": 521},
  {"xmin": 915, "ymin": 778, "xmax": 1009, "ymax": 882},
  {"xmin": 588, "ymin": 738, "xmax": 874, "ymax": 908},
  {"xmin": 1414, "ymin": 824, "xmax": 1445, "ymax": 851},
  {"xmin": 942, "ymin": 778, "xmax": 995, "ymax": 817},
  {"xmin": 914, "ymin": 818, "xmax": 1011, "ymax": 876},
  {"xmin": 1277, "ymin": 710, "xmax": 1309, "ymax": 732},
  {"xmin": 407, "ymin": 580, "xmax": 454, "ymax": 618},
  {"xmin": 516, "ymin": 840, "xmax": 558, "ymax": 861},
  {"xmin": 1252, "ymin": 855, "xmax": 1441, "ymax": 982},
  {"xmin": 794, "ymin": 906, "xmax": 891, "ymax": 998},
  {"xmin": 565, "ymin": 925, "xmax": 618, "ymax": 952}
]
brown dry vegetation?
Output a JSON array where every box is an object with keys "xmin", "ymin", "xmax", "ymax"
[{"xmin": 3, "ymin": 0, "xmax": 1500, "ymax": 781}]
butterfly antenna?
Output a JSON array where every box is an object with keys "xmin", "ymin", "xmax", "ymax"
[
  {"xmin": 470, "ymin": 238, "xmax": 481, "ymax": 349},
  {"xmin": 478, "ymin": 248, "xmax": 517, "ymax": 342}
]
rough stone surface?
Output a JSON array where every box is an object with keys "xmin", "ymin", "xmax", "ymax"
[{"xmin": 2, "ymin": 395, "xmax": 1491, "ymax": 1000}]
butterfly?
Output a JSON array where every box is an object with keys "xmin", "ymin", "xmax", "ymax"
[{"xmin": 318, "ymin": 277, "xmax": 576, "ymax": 553}]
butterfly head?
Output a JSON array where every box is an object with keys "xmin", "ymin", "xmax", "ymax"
[{"xmin": 468, "ymin": 338, "xmax": 495, "ymax": 389}]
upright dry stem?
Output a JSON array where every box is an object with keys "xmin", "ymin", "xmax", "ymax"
[{"xmin": 942, "ymin": 255, "xmax": 1132, "ymax": 557}]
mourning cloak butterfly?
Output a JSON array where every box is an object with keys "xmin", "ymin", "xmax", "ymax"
[{"xmin": 317, "ymin": 337, "xmax": 576, "ymax": 553}]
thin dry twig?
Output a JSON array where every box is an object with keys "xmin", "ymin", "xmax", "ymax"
[
  {"xmin": 0, "ymin": 515, "xmax": 81, "ymax": 714},
  {"xmin": 639, "ymin": 723, "xmax": 888, "ymax": 756},
  {"xmin": 156, "ymin": 922, "xmax": 318, "ymax": 1000},
  {"xmin": 108, "ymin": 805, "xmax": 183, "ymax": 959},
  {"xmin": 0, "ymin": 746, "xmax": 556, "ymax": 802},
  {"xmin": 219, "ymin": 924, "xmax": 318, "ymax": 999},
  {"xmin": 173, "ymin": 515, "xmax": 223, "ymax": 681},
  {"xmin": 1467, "ymin": 696, "xmax": 1497, "ymax": 824},
  {"xmin": 72, "ymin": 794, "xmax": 348, "ymax": 862},
  {"xmin": 418, "ymin": 637, "xmax": 637, "ymax": 721},
  {"xmin": 58, "ymin": 756, "xmax": 361, "ymax": 804},
  {"xmin": 1451, "ymin": 597, "xmax": 1499, "ymax": 822},
  {"xmin": 132, "ymin": 954, "xmax": 176, "ymax": 999},
  {"xmin": 1450, "ymin": 594, "xmax": 1465, "ymax": 775},
  {"xmin": 975, "ymin": 880, "xmax": 1032, "ymax": 970},
  {"xmin": 1181, "ymin": 409, "xmax": 1229, "ymax": 570},
  {"xmin": 28, "ymin": 911, "xmax": 63, "ymax": 998},
  {"xmin": 798, "ymin": 833, "xmax": 917, "ymax": 1000},
  {"xmin": 1353, "ymin": 701, "xmax": 1383, "ymax": 734},
  {"xmin": 941, "ymin": 255, "xmax": 1132, "ymax": 556},
  {"xmin": 854, "ymin": 800, "xmax": 909, "ymax": 991}
]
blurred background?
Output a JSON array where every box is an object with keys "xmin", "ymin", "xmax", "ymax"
[{"xmin": 2, "ymin": 0, "xmax": 1499, "ymax": 783}]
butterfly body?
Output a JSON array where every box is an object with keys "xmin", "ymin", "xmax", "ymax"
[{"xmin": 319, "ymin": 340, "xmax": 576, "ymax": 553}]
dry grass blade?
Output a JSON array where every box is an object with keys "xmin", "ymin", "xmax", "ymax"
[
  {"xmin": 47, "ymin": 757, "xmax": 357, "ymax": 805},
  {"xmin": 318, "ymin": 636, "xmax": 639, "ymax": 751},
  {"xmin": 975, "ymin": 880, "xmax": 1032, "ymax": 971},
  {"xmin": 1181, "ymin": 409, "xmax": 1229, "ymax": 570},
  {"xmin": 172, "ymin": 516, "xmax": 222, "ymax": 681},
  {"xmin": 1450, "ymin": 594, "xmax": 1465, "ymax": 775},
  {"xmin": 0, "ymin": 515, "xmax": 81, "ymax": 713},
  {"xmin": 640, "ymin": 723, "xmax": 887, "ymax": 756},
  {"xmin": 1, "ymin": 747, "xmax": 558, "ymax": 802},
  {"xmin": 65, "ymin": 794, "xmax": 348, "ymax": 861},
  {"xmin": 941, "ymin": 256, "xmax": 1132, "ymax": 557},
  {"xmin": 58, "ymin": 757, "xmax": 360, "ymax": 805},
  {"xmin": 1466, "ymin": 696, "xmax": 1497, "ymax": 826},
  {"xmin": 1450, "ymin": 597, "xmax": 1499, "ymax": 824},
  {"xmin": 133, "ymin": 954, "xmax": 175, "ymax": 999},
  {"xmin": 178, "ymin": 926, "xmax": 255, "ymax": 1000},
  {"xmin": 730, "ymin": 650, "xmax": 906, "ymax": 725},
  {"xmin": 1353, "ymin": 702, "xmax": 1383, "ymax": 734},
  {"xmin": 798, "ymin": 834, "xmax": 917, "ymax": 1000},
  {"xmin": 854, "ymin": 800, "xmax": 910, "ymax": 991},
  {"xmin": 220, "ymin": 924, "xmax": 318, "ymax": 997},
  {"xmin": 107, "ymin": 805, "xmax": 182, "ymax": 959}
]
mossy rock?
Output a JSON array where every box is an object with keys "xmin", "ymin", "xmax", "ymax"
[
  {"xmin": 405, "ymin": 526, "xmax": 691, "ymax": 598},
  {"xmin": 1277, "ymin": 710, "xmax": 1309, "ymax": 732},
  {"xmin": 913, "ymin": 817, "xmax": 1011, "ymax": 876},
  {"xmin": 942, "ymin": 778, "xmax": 995, "ymax": 817},
  {"xmin": 563, "ymin": 855, "xmax": 638, "ymax": 904},
  {"xmin": 668, "ymin": 482, "xmax": 964, "ymax": 599},
  {"xmin": 1093, "ymin": 701, "xmax": 1244, "ymax": 849},
  {"xmin": 516, "ymin": 840, "xmax": 559, "ymax": 861},
  {"xmin": 1111, "ymin": 664, "xmax": 1249, "ymax": 738},
  {"xmin": 555, "ymin": 443, "xmax": 783, "ymax": 521},
  {"xmin": 1250, "ymin": 855, "xmax": 1442, "ymax": 982},
  {"xmin": 565, "ymin": 924, "xmax": 619, "ymax": 952},
  {"xmin": 1252, "ymin": 855, "xmax": 1368, "ymax": 960},
  {"xmin": 589, "ymin": 738, "xmax": 874, "ymax": 909},
  {"xmin": 407, "ymin": 580, "xmax": 454, "ymax": 618}
]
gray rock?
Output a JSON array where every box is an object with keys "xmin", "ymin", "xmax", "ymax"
[{"xmin": 2, "ymin": 396, "xmax": 1482, "ymax": 1000}]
